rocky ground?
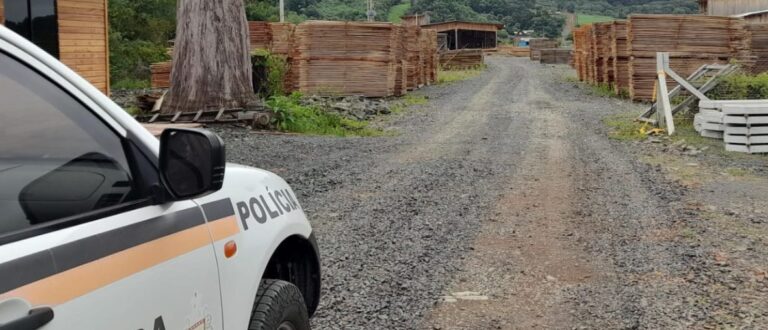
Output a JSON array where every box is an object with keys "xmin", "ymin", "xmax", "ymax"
[{"xmin": 210, "ymin": 57, "xmax": 767, "ymax": 329}]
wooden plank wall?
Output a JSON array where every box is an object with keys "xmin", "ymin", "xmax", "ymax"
[
  {"xmin": 0, "ymin": 0, "xmax": 5, "ymax": 24},
  {"xmin": 58, "ymin": 0, "xmax": 109, "ymax": 93}
]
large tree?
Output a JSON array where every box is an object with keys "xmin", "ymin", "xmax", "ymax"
[{"xmin": 162, "ymin": 0, "xmax": 254, "ymax": 113}]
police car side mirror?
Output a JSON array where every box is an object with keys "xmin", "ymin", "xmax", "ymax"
[{"xmin": 159, "ymin": 128, "xmax": 226, "ymax": 200}]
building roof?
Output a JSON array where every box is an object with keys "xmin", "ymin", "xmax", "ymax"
[
  {"xmin": 733, "ymin": 8, "xmax": 768, "ymax": 17},
  {"xmin": 421, "ymin": 21, "xmax": 504, "ymax": 33}
]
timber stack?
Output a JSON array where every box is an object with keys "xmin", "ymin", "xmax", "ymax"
[
  {"xmin": 440, "ymin": 49, "xmax": 484, "ymax": 69},
  {"xmin": 610, "ymin": 21, "xmax": 629, "ymax": 95},
  {"xmin": 572, "ymin": 26, "xmax": 588, "ymax": 80},
  {"xmin": 747, "ymin": 23, "xmax": 768, "ymax": 73},
  {"xmin": 627, "ymin": 15, "xmax": 751, "ymax": 101},
  {"xmin": 529, "ymin": 38, "xmax": 558, "ymax": 61},
  {"xmin": 572, "ymin": 14, "xmax": 762, "ymax": 102},
  {"xmin": 539, "ymin": 49, "xmax": 572, "ymax": 64},
  {"xmin": 498, "ymin": 44, "xmax": 530, "ymax": 57},
  {"xmin": 150, "ymin": 62, "xmax": 172, "ymax": 89},
  {"xmin": 292, "ymin": 21, "xmax": 401, "ymax": 97},
  {"xmin": 152, "ymin": 20, "xmax": 438, "ymax": 98}
]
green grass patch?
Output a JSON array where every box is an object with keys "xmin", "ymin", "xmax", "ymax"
[
  {"xmin": 577, "ymin": 14, "xmax": 614, "ymax": 25},
  {"xmin": 267, "ymin": 93, "xmax": 383, "ymax": 137},
  {"xmin": 438, "ymin": 66, "xmax": 485, "ymax": 84},
  {"xmin": 403, "ymin": 94, "xmax": 428, "ymax": 106},
  {"xmin": 387, "ymin": 1, "xmax": 411, "ymax": 23},
  {"xmin": 112, "ymin": 78, "xmax": 151, "ymax": 90},
  {"xmin": 725, "ymin": 167, "xmax": 749, "ymax": 177},
  {"xmin": 590, "ymin": 83, "xmax": 616, "ymax": 98},
  {"xmin": 603, "ymin": 112, "xmax": 648, "ymax": 141}
]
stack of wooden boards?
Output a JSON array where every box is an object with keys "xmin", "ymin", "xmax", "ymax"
[
  {"xmin": 497, "ymin": 45, "xmax": 530, "ymax": 57},
  {"xmin": 150, "ymin": 62, "xmax": 172, "ymax": 88},
  {"xmin": 539, "ymin": 49, "xmax": 572, "ymax": 64},
  {"xmin": 747, "ymin": 24, "xmax": 768, "ymax": 73},
  {"xmin": 695, "ymin": 100, "xmax": 768, "ymax": 154},
  {"xmin": 439, "ymin": 49, "xmax": 484, "ymax": 69},
  {"xmin": 152, "ymin": 21, "xmax": 438, "ymax": 97},
  {"xmin": 529, "ymin": 38, "xmax": 558, "ymax": 61},
  {"xmin": 572, "ymin": 15, "xmax": 766, "ymax": 102}
]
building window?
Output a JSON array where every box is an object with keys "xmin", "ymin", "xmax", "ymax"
[{"xmin": 5, "ymin": 0, "xmax": 59, "ymax": 58}]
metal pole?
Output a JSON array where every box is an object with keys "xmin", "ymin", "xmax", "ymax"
[{"xmin": 279, "ymin": 0, "xmax": 285, "ymax": 23}]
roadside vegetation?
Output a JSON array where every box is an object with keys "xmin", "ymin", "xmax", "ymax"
[
  {"xmin": 438, "ymin": 66, "xmax": 486, "ymax": 84},
  {"xmin": 267, "ymin": 93, "xmax": 383, "ymax": 137},
  {"xmin": 708, "ymin": 72, "xmax": 768, "ymax": 100}
]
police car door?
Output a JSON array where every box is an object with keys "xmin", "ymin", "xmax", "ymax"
[{"xmin": 0, "ymin": 49, "xmax": 222, "ymax": 329}]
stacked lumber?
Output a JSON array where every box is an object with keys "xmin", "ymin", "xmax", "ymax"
[
  {"xmin": 598, "ymin": 23, "xmax": 614, "ymax": 85},
  {"xmin": 540, "ymin": 49, "xmax": 572, "ymax": 64},
  {"xmin": 423, "ymin": 29, "xmax": 439, "ymax": 84},
  {"xmin": 747, "ymin": 23, "xmax": 768, "ymax": 73},
  {"xmin": 572, "ymin": 26, "xmax": 589, "ymax": 81},
  {"xmin": 270, "ymin": 23, "xmax": 296, "ymax": 56},
  {"xmin": 403, "ymin": 26, "xmax": 422, "ymax": 90},
  {"xmin": 150, "ymin": 61, "xmax": 172, "ymax": 88},
  {"xmin": 529, "ymin": 38, "xmax": 558, "ymax": 61},
  {"xmin": 627, "ymin": 15, "xmax": 752, "ymax": 101},
  {"xmin": 440, "ymin": 49, "xmax": 485, "ymax": 69},
  {"xmin": 591, "ymin": 22, "xmax": 611, "ymax": 84},
  {"xmin": 292, "ymin": 21, "xmax": 402, "ymax": 97},
  {"xmin": 249, "ymin": 21, "xmax": 271, "ymax": 50},
  {"xmin": 498, "ymin": 45, "xmax": 530, "ymax": 57},
  {"xmin": 611, "ymin": 21, "xmax": 630, "ymax": 95}
]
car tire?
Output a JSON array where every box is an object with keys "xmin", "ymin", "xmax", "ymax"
[{"xmin": 249, "ymin": 279, "xmax": 311, "ymax": 330}]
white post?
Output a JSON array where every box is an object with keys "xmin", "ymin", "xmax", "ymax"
[
  {"xmin": 657, "ymin": 52, "xmax": 675, "ymax": 135},
  {"xmin": 279, "ymin": 0, "xmax": 285, "ymax": 23}
]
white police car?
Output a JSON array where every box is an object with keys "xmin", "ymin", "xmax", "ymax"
[{"xmin": 0, "ymin": 25, "xmax": 320, "ymax": 330}]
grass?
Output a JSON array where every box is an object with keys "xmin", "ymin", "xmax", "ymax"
[
  {"xmin": 437, "ymin": 66, "xmax": 485, "ymax": 84},
  {"xmin": 387, "ymin": 1, "xmax": 411, "ymax": 23},
  {"xmin": 267, "ymin": 93, "xmax": 383, "ymax": 137},
  {"xmin": 403, "ymin": 94, "xmax": 428, "ymax": 106},
  {"xmin": 577, "ymin": 14, "xmax": 614, "ymax": 25},
  {"xmin": 112, "ymin": 78, "xmax": 151, "ymax": 90},
  {"xmin": 590, "ymin": 83, "xmax": 617, "ymax": 98},
  {"xmin": 725, "ymin": 168, "xmax": 749, "ymax": 177},
  {"xmin": 603, "ymin": 111, "xmax": 648, "ymax": 141}
]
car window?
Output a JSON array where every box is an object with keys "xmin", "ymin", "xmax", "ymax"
[{"xmin": 0, "ymin": 52, "xmax": 139, "ymax": 235}]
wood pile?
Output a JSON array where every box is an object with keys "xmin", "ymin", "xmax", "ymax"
[
  {"xmin": 249, "ymin": 21, "xmax": 271, "ymax": 50},
  {"xmin": 529, "ymin": 38, "xmax": 558, "ymax": 61},
  {"xmin": 746, "ymin": 23, "xmax": 768, "ymax": 73},
  {"xmin": 150, "ymin": 61, "xmax": 172, "ymax": 88},
  {"xmin": 539, "ymin": 49, "xmax": 572, "ymax": 64},
  {"xmin": 590, "ymin": 22, "xmax": 611, "ymax": 84},
  {"xmin": 498, "ymin": 45, "xmax": 530, "ymax": 57},
  {"xmin": 611, "ymin": 21, "xmax": 630, "ymax": 94},
  {"xmin": 440, "ymin": 49, "xmax": 485, "ymax": 69},
  {"xmin": 572, "ymin": 26, "xmax": 589, "ymax": 81},
  {"xmin": 627, "ymin": 15, "xmax": 752, "ymax": 101},
  {"xmin": 292, "ymin": 21, "xmax": 402, "ymax": 97},
  {"xmin": 154, "ymin": 20, "xmax": 437, "ymax": 98}
]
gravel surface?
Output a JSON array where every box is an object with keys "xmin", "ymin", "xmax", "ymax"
[{"xmin": 211, "ymin": 57, "xmax": 768, "ymax": 329}]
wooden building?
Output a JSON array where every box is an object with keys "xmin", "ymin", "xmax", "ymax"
[
  {"xmin": 735, "ymin": 9, "xmax": 768, "ymax": 23},
  {"xmin": 700, "ymin": 0, "xmax": 768, "ymax": 15},
  {"xmin": 421, "ymin": 21, "xmax": 503, "ymax": 50},
  {"xmin": 0, "ymin": 0, "xmax": 109, "ymax": 93}
]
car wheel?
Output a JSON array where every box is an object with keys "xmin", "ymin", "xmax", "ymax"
[{"xmin": 249, "ymin": 279, "xmax": 310, "ymax": 330}]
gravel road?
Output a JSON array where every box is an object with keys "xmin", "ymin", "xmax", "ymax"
[{"xmin": 212, "ymin": 57, "xmax": 767, "ymax": 329}]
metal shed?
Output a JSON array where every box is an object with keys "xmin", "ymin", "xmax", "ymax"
[{"xmin": 421, "ymin": 21, "xmax": 503, "ymax": 50}]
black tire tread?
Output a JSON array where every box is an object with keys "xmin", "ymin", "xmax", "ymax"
[{"xmin": 249, "ymin": 279, "xmax": 310, "ymax": 330}]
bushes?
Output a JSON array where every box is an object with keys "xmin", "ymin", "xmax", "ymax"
[
  {"xmin": 252, "ymin": 50, "xmax": 291, "ymax": 97},
  {"xmin": 708, "ymin": 73, "xmax": 768, "ymax": 100},
  {"xmin": 266, "ymin": 93, "xmax": 382, "ymax": 136}
]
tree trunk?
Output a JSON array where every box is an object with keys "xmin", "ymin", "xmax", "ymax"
[{"xmin": 162, "ymin": 0, "xmax": 253, "ymax": 114}]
